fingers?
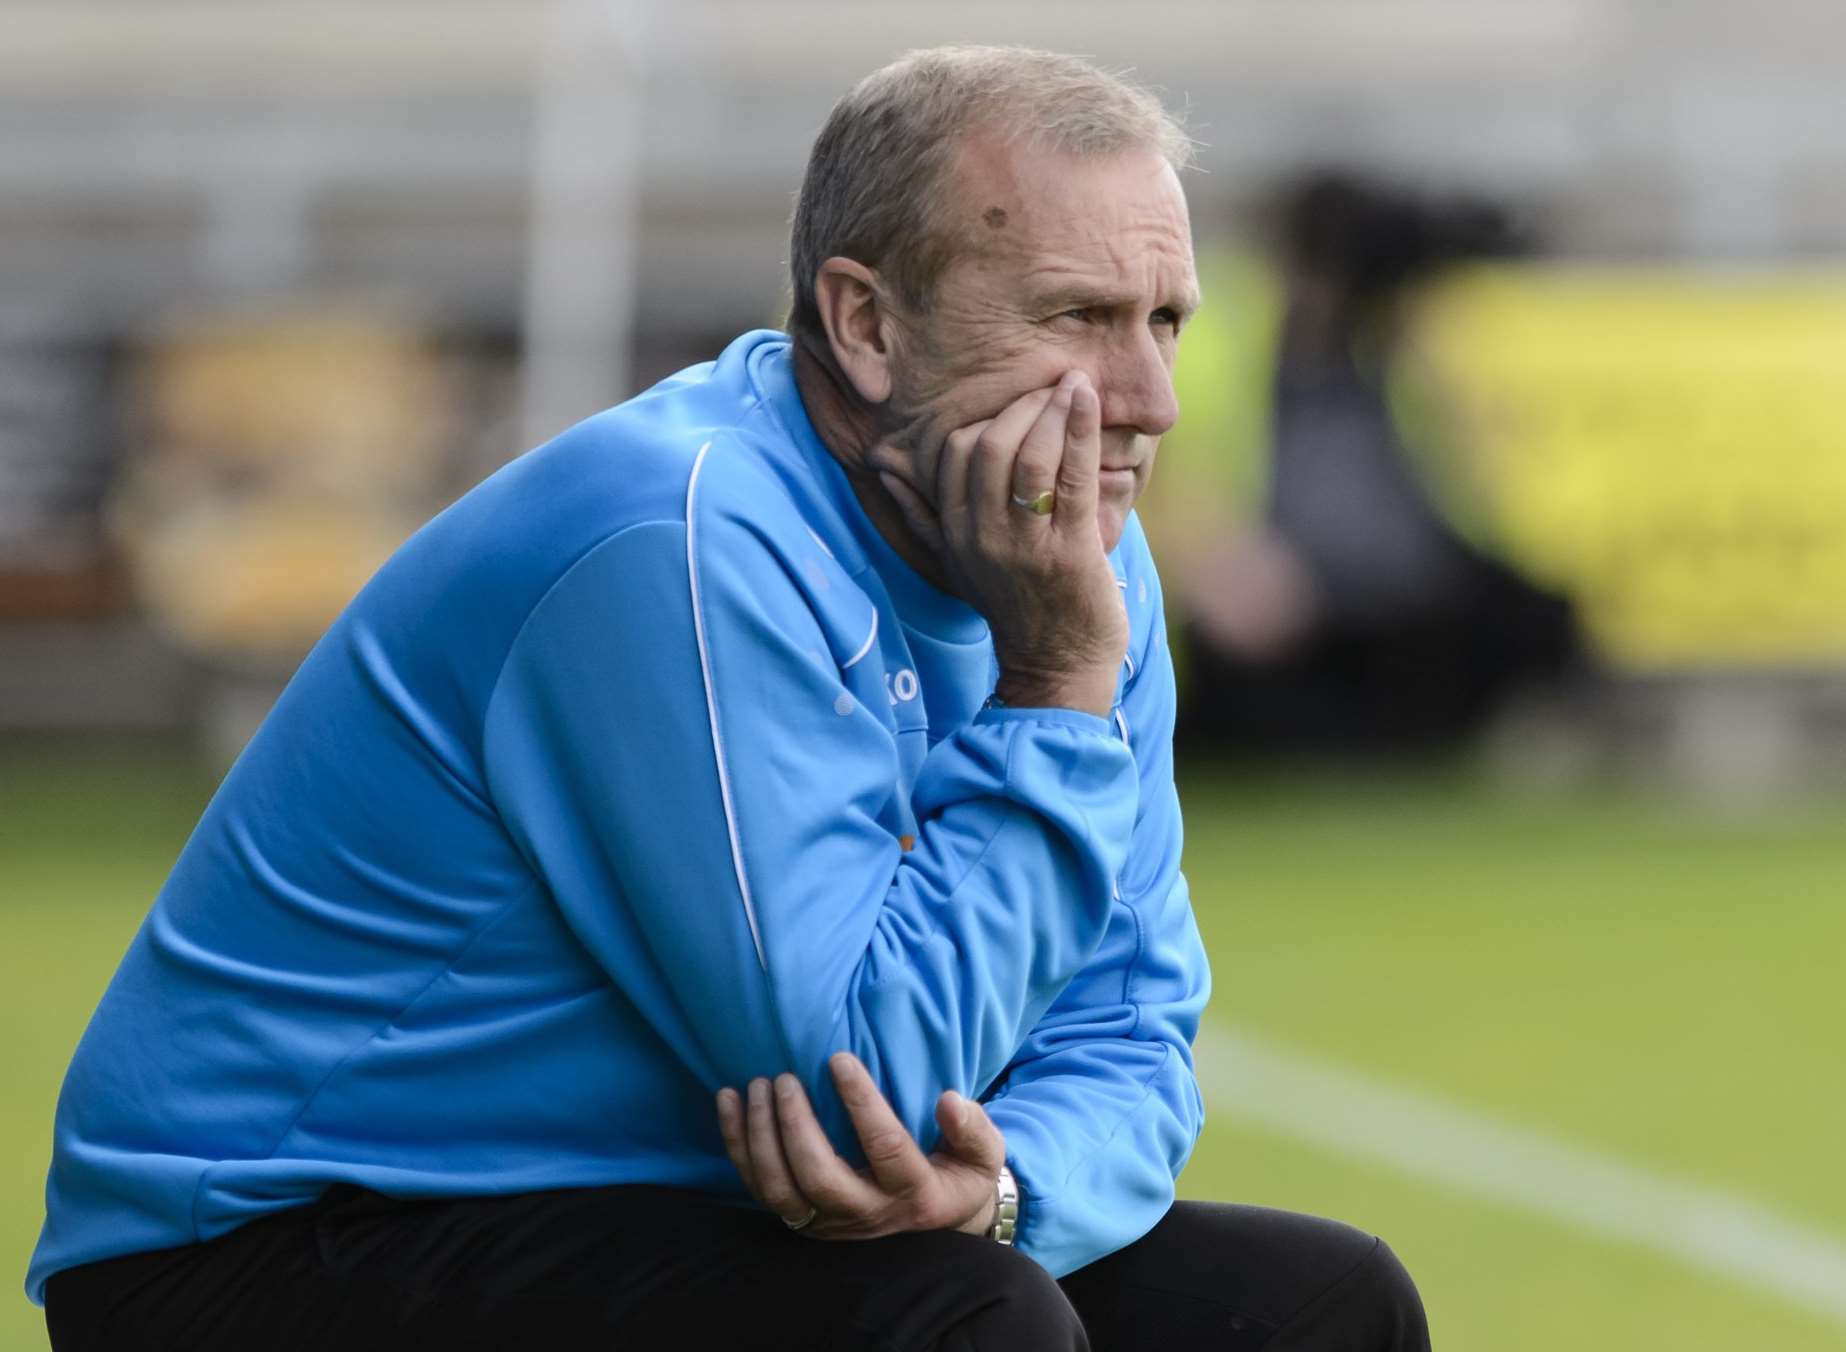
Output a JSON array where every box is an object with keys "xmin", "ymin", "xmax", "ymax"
[
  {"xmin": 934, "ymin": 1090, "xmax": 1007, "ymax": 1174},
  {"xmin": 772, "ymin": 1072, "xmax": 884, "ymax": 1217},
  {"xmin": 732, "ymin": 1063, "xmax": 1002, "ymax": 1241},
  {"xmin": 1008, "ymin": 372, "xmax": 1081, "ymax": 511},
  {"xmin": 877, "ymin": 471, "xmax": 944, "ymax": 558},
  {"xmin": 985, "ymin": 381, "xmax": 1061, "ymax": 447},
  {"xmin": 970, "ymin": 385, "xmax": 1060, "ymax": 518},
  {"xmin": 1052, "ymin": 373, "xmax": 1101, "ymax": 540},
  {"xmin": 716, "ymin": 1086, "xmax": 759, "ymax": 1196},
  {"xmin": 745, "ymin": 1076, "xmax": 814, "ymax": 1225},
  {"xmin": 934, "ymin": 419, "xmax": 986, "ymax": 530},
  {"xmin": 938, "ymin": 374, "xmax": 1093, "ymax": 544},
  {"xmin": 941, "ymin": 382, "xmax": 1056, "ymax": 538},
  {"xmin": 967, "ymin": 422, "xmax": 1021, "ymax": 529},
  {"xmin": 829, "ymin": 1051, "xmax": 933, "ymax": 1197}
]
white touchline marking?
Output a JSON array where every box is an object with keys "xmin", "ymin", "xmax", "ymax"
[{"xmin": 1194, "ymin": 1023, "xmax": 1846, "ymax": 1326}]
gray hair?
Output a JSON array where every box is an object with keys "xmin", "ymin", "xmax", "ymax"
[{"xmin": 787, "ymin": 46, "xmax": 1193, "ymax": 345}]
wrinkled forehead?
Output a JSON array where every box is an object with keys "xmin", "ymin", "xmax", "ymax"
[{"xmin": 942, "ymin": 135, "xmax": 1198, "ymax": 302}]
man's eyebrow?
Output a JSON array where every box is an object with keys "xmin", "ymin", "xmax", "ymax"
[{"xmin": 1027, "ymin": 283, "xmax": 1202, "ymax": 316}]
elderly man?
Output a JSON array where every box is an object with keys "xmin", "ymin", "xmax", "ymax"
[{"xmin": 31, "ymin": 47, "xmax": 1426, "ymax": 1351}]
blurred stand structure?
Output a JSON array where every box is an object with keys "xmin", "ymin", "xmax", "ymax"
[
  {"xmin": 0, "ymin": 0, "xmax": 1843, "ymax": 796},
  {"xmin": 112, "ymin": 307, "xmax": 467, "ymax": 761}
]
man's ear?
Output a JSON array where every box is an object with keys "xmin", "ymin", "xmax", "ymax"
[{"xmin": 813, "ymin": 257, "xmax": 896, "ymax": 405}]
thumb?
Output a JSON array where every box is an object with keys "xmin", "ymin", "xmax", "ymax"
[{"xmin": 935, "ymin": 1091, "xmax": 1005, "ymax": 1171}]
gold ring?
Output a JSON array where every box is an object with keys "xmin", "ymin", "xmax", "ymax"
[
  {"xmin": 783, "ymin": 1206, "xmax": 819, "ymax": 1231},
  {"xmin": 1010, "ymin": 489, "xmax": 1055, "ymax": 516}
]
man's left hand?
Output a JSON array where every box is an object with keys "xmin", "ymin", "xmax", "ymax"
[{"xmin": 716, "ymin": 1051, "xmax": 1004, "ymax": 1240}]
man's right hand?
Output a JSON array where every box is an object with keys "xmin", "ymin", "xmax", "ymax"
[{"xmin": 878, "ymin": 370, "xmax": 1128, "ymax": 718}]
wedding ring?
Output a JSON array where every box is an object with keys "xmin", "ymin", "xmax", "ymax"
[
  {"xmin": 1010, "ymin": 489, "xmax": 1055, "ymax": 516},
  {"xmin": 784, "ymin": 1206, "xmax": 819, "ymax": 1231}
]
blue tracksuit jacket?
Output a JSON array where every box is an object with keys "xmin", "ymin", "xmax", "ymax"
[{"xmin": 27, "ymin": 330, "xmax": 1210, "ymax": 1300}]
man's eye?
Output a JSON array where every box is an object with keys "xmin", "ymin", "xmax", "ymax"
[
  {"xmin": 1151, "ymin": 308, "xmax": 1181, "ymax": 330},
  {"xmin": 1053, "ymin": 307, "xmax": 1096, "ymax": 324}
]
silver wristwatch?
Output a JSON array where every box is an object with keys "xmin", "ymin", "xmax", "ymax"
[{"xmin": 988, "ymin": 1165, "xmax": 1019, "ymax": 1245}]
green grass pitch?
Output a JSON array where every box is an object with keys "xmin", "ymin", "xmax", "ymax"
[{"xmin": 4, "ymin": 735, "xmax": 1843, "ymax": 1349}]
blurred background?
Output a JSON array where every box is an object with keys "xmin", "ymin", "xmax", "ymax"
[{"xmin": 4, "ymin": 1, "xmax": 1845, "ymax": 1347}]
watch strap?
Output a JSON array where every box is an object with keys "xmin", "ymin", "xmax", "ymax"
[{"xmin": 988, "ymin": 1165, "xmax": 1019, "ymax": 1245}]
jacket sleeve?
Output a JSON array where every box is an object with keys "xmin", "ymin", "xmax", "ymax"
[
  {"xmin": 980, "ymin": 562, "xmax": 1212, "ymax": 1278},
  {"xmin": 482, "ymin": 471, "xmax": 1142, "ymax": 1162}
]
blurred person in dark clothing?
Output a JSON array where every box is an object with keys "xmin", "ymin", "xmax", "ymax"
[{"xmin": 1174, "ymin": 172, "xmax": 1580, "ymax": 753}]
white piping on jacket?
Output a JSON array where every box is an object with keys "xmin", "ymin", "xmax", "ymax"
[
  {"xmin": 684, "ymin": 440, "xmax": 767, "ymax": 969},
  {"xmin": 841, "ymin": 609, "xmax": 879, "ymax": 670}
]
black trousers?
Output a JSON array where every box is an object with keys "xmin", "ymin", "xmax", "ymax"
[{"xmin": 46, "ymin": 1185, "xmax": 1429, "ymax": 1351}]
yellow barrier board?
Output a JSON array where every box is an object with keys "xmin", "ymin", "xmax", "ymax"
[{"xmin": 1412, "ymin": 266, "xmax": 1846, "ymax": 670}]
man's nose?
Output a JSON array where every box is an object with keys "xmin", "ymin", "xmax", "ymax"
[{"xmin": 1097, "ymin": 327, "xmax": 1180, "ymax": 438}]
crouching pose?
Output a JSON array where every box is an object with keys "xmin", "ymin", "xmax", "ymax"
[{"xmin": 31, "ymin": 46, "xmax": 1427, "ymax": 1351}]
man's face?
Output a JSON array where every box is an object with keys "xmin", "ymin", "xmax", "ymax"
[{"xmin": 883, "ymin": 138, "xmax": 1199, "ymax": 554}]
